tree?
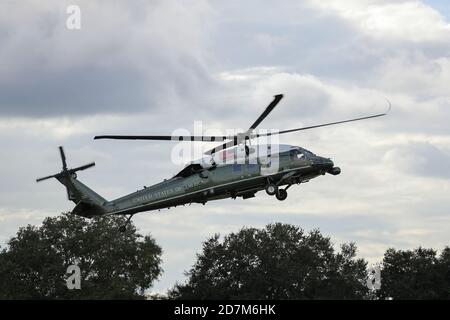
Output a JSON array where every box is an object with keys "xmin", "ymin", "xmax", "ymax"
[
  {"xmin": 378, "ymin": 247, "xmax": 450, "ymax": 300},
  {"xmin": 0, "ymin": 213, "xmax": 162, "ymax": 299},
  {"xmin": 439, "ymin": 247, "xmax": 450, "ymax": 298},
  {"xmin": 169, "ymin": 223, "xmax": 368, "ymax": 299}
]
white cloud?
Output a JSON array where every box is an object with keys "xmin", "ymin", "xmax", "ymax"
[
  {"xmin": 309, "ymin": 0, "xmax": 450, "ymax": 42},
  {"xmin": 376, "ymin": 53, "xmax": 450, "ymax": 97}
]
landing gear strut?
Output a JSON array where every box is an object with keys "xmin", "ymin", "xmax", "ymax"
[{"xmin": 119, "ymin": 214, "xmax": 134, "ymax": 233}]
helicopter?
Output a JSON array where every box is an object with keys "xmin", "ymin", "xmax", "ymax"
[{"xmin": 36, "ymin": 94, "xmax": 389, "ymax": 232}]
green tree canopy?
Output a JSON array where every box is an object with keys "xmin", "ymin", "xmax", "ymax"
[
  {"xmin": 378, "ymin": 247, "xmax": 450, "ymax": 300},
  {"xmin": 0, "ymin": 213, "xmax": 162, "ymax": 299},
  {"xmin": 169, "ymin": 223, "xmax": 368, "ymax": 299}
]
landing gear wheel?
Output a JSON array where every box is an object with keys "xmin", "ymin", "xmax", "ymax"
[
  {"xmin": 119, "ymin": 225, "xmax": 127, "ymax": 233},
  {"xmin": 265, "ymin": 183, "xmax": 278, "ymax": 196},
  {"xmin": 276, "ymin": 189, "xmax": 288, "ymax": 201}
]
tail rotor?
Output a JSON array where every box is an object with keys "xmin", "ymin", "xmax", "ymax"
[
  {"xmin": 36, "ymin": 147, "xmax": 95, "ymax": 199},
  {"xmin": 59, "ymin": 146, "xmax": 68, "ymax": 171}
]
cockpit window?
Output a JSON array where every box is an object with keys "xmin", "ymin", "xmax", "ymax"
[
  {"xmin": 299, "ymin": 147, "xmax": 315, "ymax": 156},
  {"xmin": 290, "ymin": 149, "xmax": 304, "ymax": 160},
  {"xmin": 289, "ymin": 147, "xmax": 316, "ymax": 160}
]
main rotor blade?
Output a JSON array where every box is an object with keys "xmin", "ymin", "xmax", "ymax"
[
  {"xmin": 94, "ymin": 94, "xmax": 284, "ymax": 144},
  {"xmin": 94, "ymin": 135, "xmax": 231, "ymax": 142},
  {"xmin": 204, "ymin": 138, "xmax": 239, "ymax": 155},
  {"xmin": 249, "ymin": 94, "xmax": 283, "ymax": 130},
  {"xmin": 254, "ymin": 111, "xmax": 390, "ymax": 138},
  {"xmin": 205, "ymin": 103, "xmax": 390, "ymax": 154},
  {"xmin": 59, "ymin": 146, "xmax": 67, "ymax": 171}
]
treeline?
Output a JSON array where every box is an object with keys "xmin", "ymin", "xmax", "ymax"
[{"xmin": 0, "ymin": 214, "xmax": 448, "ymax": 299}]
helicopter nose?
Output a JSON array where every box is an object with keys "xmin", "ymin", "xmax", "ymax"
[{"xmin": 312, "ymin": 156, "xmax": 334, "ymax": 169}]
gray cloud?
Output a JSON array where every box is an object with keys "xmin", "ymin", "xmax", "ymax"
[
  {"xmin": 0, "ymin": 0, "xmax": 214, "ymax": 117},
  {"xmin": 384, "ymin": 142, "xmax": 450, "ymax": 178}
]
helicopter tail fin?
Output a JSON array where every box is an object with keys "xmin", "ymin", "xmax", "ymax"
[
  {"xmin": 36, "ymin": 147, "xmax": 109, "ymax": 218},
  {"xmin": 58, "ymin": 175, "xmax": 109, "ymax": 218}
]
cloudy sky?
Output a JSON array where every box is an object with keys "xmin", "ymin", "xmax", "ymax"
[{"xmin": 1, "ymin": 0, "xmax": 449, "ymax": 293}]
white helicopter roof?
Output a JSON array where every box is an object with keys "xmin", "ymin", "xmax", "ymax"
[{"xmin": 189, "ymin": 144, "xmax": 301, "ymax": 167}]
